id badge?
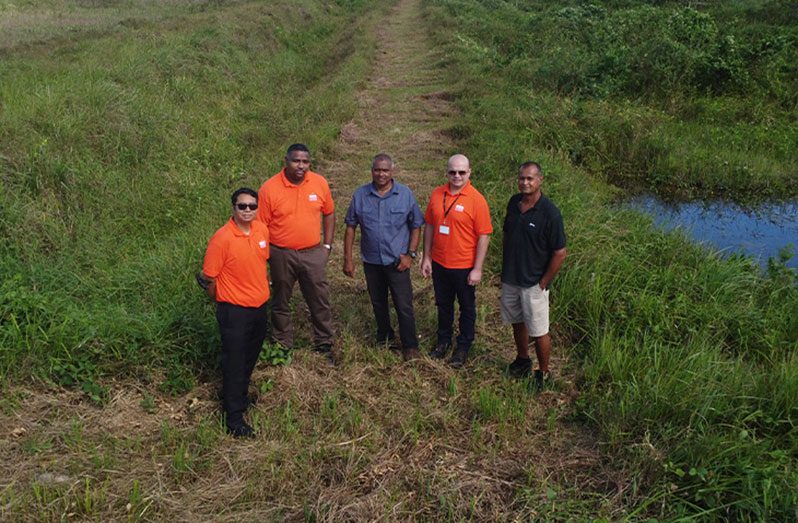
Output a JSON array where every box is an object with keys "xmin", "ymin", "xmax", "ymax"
[{"xmin": 439, "ymin": 225, "xmax": 450, "ymax": 235}]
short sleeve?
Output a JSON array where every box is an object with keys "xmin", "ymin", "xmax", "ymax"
[
  {"xmin": 256, "ymin": 182, "xmax": 271, "ymax": 225},
  {"xmin": 424, "ymin": 198, "xmax": 434, "ymax": 225},
  {"xmin": 409, "ymin": 194, "xmax": 424, "ymax": 229},
  {"xmin": 203, "ymin": 232, "xmax": 226, "ymax": 278},
  {"xmin": 549, "ymin": 208, "xmax": 566, "ymax": 250},
  {"xmin": 344, "ymin": 193, "xmax": 358, "ymax": 226},
  {"xmin": 321, "ymin": 179, "xmax": 335, "ymax": 215},
  {"xmin": 473, "ymin": 195, "xmax": 493, "ymax": 235}
]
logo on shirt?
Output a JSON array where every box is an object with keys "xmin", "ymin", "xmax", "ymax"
[
  {"xmin": 308, "ymin": 193, "xmax": 318, "ymax": 202},
  {"xmin": 259, "ymin": 240, "xmax": 267, "ymax": 248},
  {"xmin": 455, "ymin": 204, "xmax": 465, "ymax": 212}
]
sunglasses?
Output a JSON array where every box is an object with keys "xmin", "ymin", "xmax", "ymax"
[
  {"xmin": 235, "ymin": 203, "xmax": 258, "ymax": 211},
  {"xmin": 447, "ymin": 170, "xmax": 468, "ymax": 176}
]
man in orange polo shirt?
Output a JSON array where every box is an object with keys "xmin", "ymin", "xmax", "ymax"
[
  {"xmin": 421, "ymin": 154, "xmax": 492, "ymax": 368},
  {"xmin": 200, "ymin": 187, "xmax": 270, "ymax": 438},
  {"xmin": 257, "ymin": 143, "xmax": 335, "ymax": 358}
]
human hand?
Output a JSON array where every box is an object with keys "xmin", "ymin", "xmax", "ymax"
[
  {"xmin": 421, "ymin": 257, "xmax": 432, "ymax": 278},
  {"xmin": 467, "ymin": 268, "xmax": 482, "ymax": 286},
  {"xmin": 343, "ymin": 259, "xmax": 355, "ymax": 278},
  {"xmin": 396, "ymin": 254, "xmax": 412, "ymax": 272}
]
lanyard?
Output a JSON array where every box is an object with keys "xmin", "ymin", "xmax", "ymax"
[{"xmin": 442, "ymin": 192, "xmax": 462, "ymax": 223}]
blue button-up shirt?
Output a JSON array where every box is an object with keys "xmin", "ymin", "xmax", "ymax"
[{"xmin": 345, "ymin": 180, "xmax": 425, "ymax": 265}]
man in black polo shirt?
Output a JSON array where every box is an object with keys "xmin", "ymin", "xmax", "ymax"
[{"xmin": 500, "ymin": 162, "xmax": 567, "ymax": 390}]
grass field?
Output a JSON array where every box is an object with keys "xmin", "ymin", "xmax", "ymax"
[
  {"xmin": 423, "ymin": 0, "xmax": 797, "ymax": 519},
  {"xmin": 1, "ymin": 0, "xmax": 796, "ymax": 520}
]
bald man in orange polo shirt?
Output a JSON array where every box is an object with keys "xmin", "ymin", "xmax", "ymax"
[
  {"xmin": 421, "ymin": 154, "xmax": 492, "ymax": 368},
  {"xmin": 257, "ymin": 143, "xmax": 335, "ymax": 358}
]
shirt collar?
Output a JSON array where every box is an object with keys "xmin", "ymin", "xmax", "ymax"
[
  {"xmin": 369, "ymin": 179, "xmax": 398, "ymax": 197},
  {"xmin": 445, "ymin": 180, "xmax": 472, "ymax": 196},
  {"xmin": 519, "ymin": 192, "xmax": 547, "ymax": 212},
  {"xmin": 279, "ymin": 168, "xmax": 310, "ymax": 187},
  {"xmin": 227, "ymin": 217, "xmax": 250, "ymax": 237}
]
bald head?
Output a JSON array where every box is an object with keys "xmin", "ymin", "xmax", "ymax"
[
  {"xmin": 446, "ymin": 153, "xmax": 471, "ymax": 192},
  {"xmin": 447, "ymin": 154, "xmax": 470, "ymax": 170}
]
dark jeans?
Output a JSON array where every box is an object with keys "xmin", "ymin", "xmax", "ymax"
[
  {"xmin": 363, "ymin": 262, "xmax": 418, "ymax": 350},
  {"xmin": 216, "ymin": 301, "xmax": 269, "ymax": 426},
  {"xmin": 431, "ymin": 261, "xmax": 476, "ymax": 353},
  {"xmin": 268, "ymin": 244, "xmax": 334, "ymax": 348}
]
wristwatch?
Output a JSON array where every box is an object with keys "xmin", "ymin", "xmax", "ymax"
[{"xmin": 407, "ymin": 251, "xmax": 417, "ymax": 259}]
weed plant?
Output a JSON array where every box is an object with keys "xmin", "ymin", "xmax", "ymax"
[
  {"xmin": 0, "ymin": 0, "xmax": 377, "ymax": 380},
  {"xmin": 424, "ymin": 0, "xmax": 798, "ymax": 519}
]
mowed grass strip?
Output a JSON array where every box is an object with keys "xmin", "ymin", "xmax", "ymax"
[
  {"xmin": 422, "ymin": 0, "xmax": 798, "ymax": 519},
  {"xmin": 1, "ymin": 0, "xmax": 616, "ymax": 520}
]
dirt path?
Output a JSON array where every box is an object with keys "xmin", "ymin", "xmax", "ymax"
[{"xmin": 1, "ymin": 0, "xmax": 620, "ymax": 519}]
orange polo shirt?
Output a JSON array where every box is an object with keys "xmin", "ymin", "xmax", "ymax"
[
  {"xmin": 203, "ymin": 218, "xmax": 270, "ymax": 307},
  {"xmin": 424, "ymin": 181, "xmax": 492, "ymax": 269},
  {"xmin": 257, "ymin": 169, "xmax": 334, "ymax": 250}
]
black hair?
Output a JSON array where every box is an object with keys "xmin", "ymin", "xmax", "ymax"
[
  {"xmin": 231, "ymin": 187, "xmax": 258, "ymax": 206},
  {"xmin": 286, "ymin": 143, "xmax": 310, "ymax": 156},
  {"xmin": 519, "ymin": 161, "xmax": 542, "ymax": 175}
]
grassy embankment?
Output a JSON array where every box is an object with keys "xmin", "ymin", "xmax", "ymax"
[
  {"xmin": 436, "ymin": 0, "xmax": 797, "ymax": 204},
  {"xmin": 0, "ymin": 0, "xmax": 380, "ymax": 389},
  {"xmin": 423, "ymin": 0, "xmax": 797, "ymax": 519}
]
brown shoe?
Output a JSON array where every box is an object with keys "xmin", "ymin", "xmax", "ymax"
[{"xmin": 402, "ymin": 348, "xmax": 421, "ymax": 361}]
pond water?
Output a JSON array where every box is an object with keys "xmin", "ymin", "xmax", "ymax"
[{"xmin": 626, "ymin": 194, "xmax": 798, "ymax": 270}]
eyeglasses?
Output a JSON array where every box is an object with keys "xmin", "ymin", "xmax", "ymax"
[
  {"xmin": 447, "ymin": 170, "xmax": 468, "ymax": 176},
  {"xmin": 235, "ymin": 203, "xmax": 258, "ymax": 211}
]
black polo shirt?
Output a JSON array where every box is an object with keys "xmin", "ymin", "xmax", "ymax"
[{"xmin": 501, "ymin": 193, "xmax": 566, "ymax": 287}]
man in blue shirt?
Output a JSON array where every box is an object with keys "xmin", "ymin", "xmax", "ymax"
[{"xmin": 343, "ymin": 154, "xmax": 425, "ymax": 361}]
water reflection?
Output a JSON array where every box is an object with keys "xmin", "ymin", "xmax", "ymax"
[{"xmin": 627, "ymin": 194, "xmax": 798, "ymax": 270}]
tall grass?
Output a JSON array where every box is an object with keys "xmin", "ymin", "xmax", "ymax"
[
  {"xmin": 423, "ymin": 0, "xmax": 797, "ymax": 518},
  {"xmin": 425, "ymin": 0, "xmax": 798, "ymax": 202},
  {"xmin": 0, "ymin": 0, "xmax": 381, "ymax": 380}
]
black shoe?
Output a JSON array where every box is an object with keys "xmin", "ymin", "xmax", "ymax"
[
  {"xmin": 508, "ymin": 357, "xmax": 532, "ymax": 378},
  {"xmin": 449, "ymin": 349, "xmax": 468, "ymax": 368},
  {"xmin": 314, "ymin": 343, "xmax": 335, "ymax": 364},
  {"xmin": 227, "ymin": 422, "xmax": 255, "ymax": 439},
  {"xmin": 429, "ymin": 343, "xmax": 450, "ymax": 360},
  {"xmin": 402, "ymin": 347, "xmax": 421, "ymax": 361},
  {"xmin": 378, "ymin": 338, "xmax": 400, "ymax": 352},
  {"xmin": 534, "ymin": 369, "xmax": 551, "ymax": 392}
]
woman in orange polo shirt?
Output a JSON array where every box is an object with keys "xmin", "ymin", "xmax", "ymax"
[{"xmin": 200, "ymin": 188, "xmax": 270, "ymax": 438}]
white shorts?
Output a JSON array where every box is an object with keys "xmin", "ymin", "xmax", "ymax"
[{"xmin": 500, "ymin": 282, "xmax": 549, "ymax": 337}]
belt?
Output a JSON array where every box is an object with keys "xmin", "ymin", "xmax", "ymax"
[{"xmin": 270, "ymin": 243, "xmax": 320, "ymax": 252}]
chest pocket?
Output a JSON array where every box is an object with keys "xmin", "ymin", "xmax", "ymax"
[{"xmin": 389, "ymin": 208, "xmax": 409, "ymax": 226}]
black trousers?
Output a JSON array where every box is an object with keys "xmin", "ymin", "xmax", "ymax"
[
  {"xmin": 216, "ymin": 301, "xmax": 269, "ymax": 426},
  {"xmin": 363, "ymin": 262, "xmax": 418, "ymax": 349},
  {"xmin": 431, "ymin": 261, "xmax": 476, "ymax": 353}
]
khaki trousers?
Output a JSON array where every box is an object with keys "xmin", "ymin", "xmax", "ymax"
[{"xmin": 268, "ymin": 244, "xmax": 334, "ymax": 348}]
